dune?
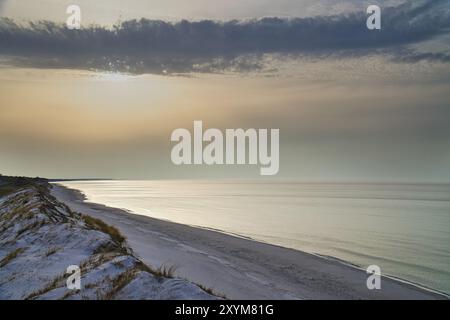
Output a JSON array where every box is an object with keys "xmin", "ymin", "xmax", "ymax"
[{"xmin": 0, "ymin": 176, "xmax": 217, "ymax": 300}]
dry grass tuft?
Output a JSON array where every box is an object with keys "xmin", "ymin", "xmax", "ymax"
[
  {"xmin": 196, "ymin": 283, "xmax": 227, "ymax": 299},
  {"xmin": 153, "ymin": 264, "xmax": 178, "ymax": 278},
  {"xmin": 45, "ymin": 247, "xmax": 59, "ymax": 257},
  {"xmin": 82, "ymin": 215, "xmax": 126, "ymax": 245},
  {"xmin": 0, "ymin": 247, "xmax": 25, "ymax": 268}
]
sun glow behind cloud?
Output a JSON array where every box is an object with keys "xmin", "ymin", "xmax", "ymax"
[{"xmin": 94, "ymin": 72, "xmax": 135, "ymax": 82}]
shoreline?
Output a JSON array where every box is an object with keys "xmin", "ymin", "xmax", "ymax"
[{"xmin": 51, "ymin": 183, "xmax": 448, "ymax": 300}]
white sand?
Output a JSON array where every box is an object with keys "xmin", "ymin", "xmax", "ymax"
[{"xmin": 51, "ymin": 184, "xmax": 448, "ymax": 300}]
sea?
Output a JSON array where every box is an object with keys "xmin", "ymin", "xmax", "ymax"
[{"xmin": 59, "ymin": 180, "xmax": 450, "ymax": 295}]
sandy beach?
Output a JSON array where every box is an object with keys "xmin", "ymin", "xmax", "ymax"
[{"xmin": 51, "ymin": 184, "xmax": 448, "ymax": 300}]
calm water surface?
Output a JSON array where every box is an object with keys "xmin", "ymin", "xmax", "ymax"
[{"xmin": 59, "ymin": 180, "xmax": 450, "ymax": 294}]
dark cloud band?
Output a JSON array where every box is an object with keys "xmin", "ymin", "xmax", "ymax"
[{"xmin": 0, "ymin": 0, "xmax": 449, "ymax": 74}]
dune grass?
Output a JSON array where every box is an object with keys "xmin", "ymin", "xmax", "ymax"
[
  {"xmin": 196, "ymin": 283, "xmax": 227, "ymax": 299},
  {"xmin": 153, "ymin": 264, "xmax": 177, "ymax": 278},
  {"xmin": 0, "ymin": 247, "xmax": 25, "ymax": 268},
  {"xmin": 82, "ymin": 214, "xmax": 126, "ymax": 245}
]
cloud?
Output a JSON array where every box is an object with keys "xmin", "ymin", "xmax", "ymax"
[
  {"xmin": 0, "ymin": 0, "xmax": 449, "ymax": 74},
  {"xmin": 393, "ymin": 51, "xmax": 450, "ymax": 63}
]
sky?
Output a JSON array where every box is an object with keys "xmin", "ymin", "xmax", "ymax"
[
  {"xmin": 1, "ymin": 0, "xmax": 405, "ymax": 23},
  {"xmin": 0, "ymin": 0, "xmax": 449, "ymax": 182}
]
